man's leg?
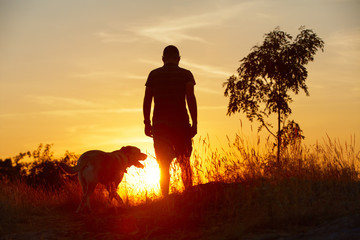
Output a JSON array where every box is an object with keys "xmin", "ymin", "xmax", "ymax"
[
  {"xmin": 178, "ymin": 155, "xmax": 193, "ymax": 191},
  {"xmin": 153, "ymin": 128, "xmax": 174, "ymax": 197},
  {"xmin": 176, "ymin": 125, "xmax": 193, "ymax": 191},
  {"xmin": 158, "ymin": 159, "xmax": 171, "ymax": 196}
]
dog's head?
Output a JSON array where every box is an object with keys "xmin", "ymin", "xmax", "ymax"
[{"xmin": 120, "ymin": 146, "xmax": 147, "ymax": 169}]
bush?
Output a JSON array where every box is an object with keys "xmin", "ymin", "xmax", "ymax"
[{"xmin": 0, "ymin": 144, "xmax": 79, "ymax": 191}]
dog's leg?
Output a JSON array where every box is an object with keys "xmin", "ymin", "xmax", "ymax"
[
  {"xmin": 76, "ymin": 172, "xmax": 97, "ymax": 213},
  {"xmin": 108, "ymin": 182, "xmax": 115, "ymax": 202},
  {"xmin": 108, "ymin": 182, "xmax": 124, "ymax": 205},
  {"xmin": 77, "ymin": 195, "xmax": 87, "ymax": 213},
  {"xmin": 114, "ymin": 192, "xmax": 124, "ymax": 205},
  {"xmin": 84, "ymin": 182, "xmax": 96, "ymax": 212},
  {"xmin": 78, "ymin": 172, "xmax": 86, "ymax": 194},
  {"xmin": 76, "ymin": 173, "xmax": 87, "ymax": 213},
  {"xmin": 113, "ymin": 183, "xmax": 124, "ymax": 206},
  {"xmin": 77, "ymin": 184, "xmax": 91, "ymax": 213}
]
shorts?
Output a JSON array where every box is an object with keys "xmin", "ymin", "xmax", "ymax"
[{"xmin": 153, "ymin": 124, "xmax": 193, "ymax": 162}]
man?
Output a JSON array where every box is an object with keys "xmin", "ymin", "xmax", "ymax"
[{"xmin": 143, "ymin": 45, "xmax": 198, "ymax": 196}]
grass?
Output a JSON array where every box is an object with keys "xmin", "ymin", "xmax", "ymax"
[{"xmin": 1, "ymin": 134, "xmax": 359, "ymax": 239}]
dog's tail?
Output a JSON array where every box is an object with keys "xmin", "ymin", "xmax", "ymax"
[{"xmin": 59, "ymin": 159, "xmax": 86, "ymax": 174}]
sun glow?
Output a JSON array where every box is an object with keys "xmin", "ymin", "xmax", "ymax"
[
  {"xmin": 142, "ymin": 160, "xmax": 161, "ymax": 187},
  {"xmin": 118, "ymin": 156, "xmax": 161, "ymax": 204}
]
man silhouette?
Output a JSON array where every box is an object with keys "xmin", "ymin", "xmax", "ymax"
[{"xmin": 143, "ymin": 45, "xmax": 198, "ymax": 196}]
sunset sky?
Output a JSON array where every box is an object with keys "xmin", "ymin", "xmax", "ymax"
[{"xmin": 1, "ymin": 0, "xmax": 359, "ymax": 158}]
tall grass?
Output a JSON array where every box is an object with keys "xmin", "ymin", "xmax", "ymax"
[
  {"xmin": 187, "ymin": 133, "xmax": 360, "ymax": 229},
  {"xmin": 1, "ymin": 133, "xmax": 359, "ymax": 236}
]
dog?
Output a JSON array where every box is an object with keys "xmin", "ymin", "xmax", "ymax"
[{"xmin": 60, "ymin": 146, "xmax": 147, "ymax": 213}]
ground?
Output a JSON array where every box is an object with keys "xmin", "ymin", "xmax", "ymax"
[
  {"xmin": 2, "ymin": 191, "xmax": 360, "ymax": 240},
  {"xmin": 2, "ymin": 212, "xmax": 360, "ymax": 240}
]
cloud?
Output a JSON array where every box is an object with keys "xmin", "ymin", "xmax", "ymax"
[
  {"xmin": 308, "ymin": 83, "xmax": 325, "ymax": 89},
  {"xmin": 135, "ymin": 23, "xmax": 207, "ymax": 44},
  {"xmin": 124, "ymin": 74, "xmax": 146, "ymax": 80},
  {"xmin": 196, "ymin": 86, "xmax": 222, "ymax": 95},
  {"xmin": 0, "ymin": 107, "xmax": 142, "ymax": 118},
  {"xmin": 26, "ymin": 95, "xmax": 142, "ymax": 116},
  {"xmin": 181, "ymin": 59, "xmax": 232, "ymax": 77},
  {"xmin": 327, "ymin": 28, "xmax": 360, "ymax": 48},
  {"xmin": 133, "ymin": 5, "xmax": 245, "ymax": 43},
  {"xmin": 327, "ymin": 28, "xmax": 360, "ymax": 63},
  {"xmin": 95, "ymin": 31, "xmax": 139, "ymax": 43},
  {"xmin": 138, "ymin": 58, "xmax": 231, "ymax": 77},
  {"xmin": 29, "ymin": 95, "xmax": 101, "ymax": 108},
  {"xmin": 70, "ymin": 71, "xmax": 123, "ymax": 79},
  {"xmin": 138, "ymin": 58, "xmax": 159, "ymax": 66},
  {"xmin": 199, "ymin": 105, "xmax": 226, "ymax": 111},
  {"xmin": 39, "ymin": 108, "xmax": 142, "ymax": 117},
  {"xmin": 96, "ymin": 3, "xmax": 248, "ymax": 44}
]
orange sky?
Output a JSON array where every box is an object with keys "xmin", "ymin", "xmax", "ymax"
[{"xmin": 1, "ymin": 0, "xmax": 359, "ymax": 158}]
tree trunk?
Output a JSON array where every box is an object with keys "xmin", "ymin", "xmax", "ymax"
[{"xmin": 277, "ymin": 107, "xmax": 281, "ymax": 164}]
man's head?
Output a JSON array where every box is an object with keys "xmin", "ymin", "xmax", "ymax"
[{"xmin": 162, "ymin": 45, "xmax": 180, "ymax": 64}]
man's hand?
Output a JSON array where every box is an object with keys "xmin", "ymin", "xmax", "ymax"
[
  {"xmin": 186, "ymin": 82, "xmax": 197, "ymax": 139},
  {"xmin": 145, "ymin": 123, "xmax": 153, "ymax": 137},
  {"xmin": 143, "ymin": 86, "xmax": 153, "ymax": 137}
]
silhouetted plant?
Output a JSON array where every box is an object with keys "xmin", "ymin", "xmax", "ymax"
[
  {"xmin": 0, "ymin": 144, "xmax": 79, "ymax": 191},
  {"xmin": 280, "ymin": 120, "xmax": 304, "ymax": 149},
  {"xmin": 224, "ymin": 26, "xmax": 324, "ymax": 163},
  {"xmin": 0, "ymin": 159, "xmax": 21, "ymax": 181}
]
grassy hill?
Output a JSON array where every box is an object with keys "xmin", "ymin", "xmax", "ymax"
[{"xmin": 1, "ymin": 135, "xmax": 359, "ymax": 239}]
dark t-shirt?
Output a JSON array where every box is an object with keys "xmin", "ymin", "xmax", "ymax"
[{"xmin": 145, "ymin": 63, "xmax": 195, "ymax": 127}]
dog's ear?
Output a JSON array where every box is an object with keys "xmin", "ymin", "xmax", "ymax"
[{"xmin": 120, "ymin": 146, "xmax": 132, "ymax": 155}]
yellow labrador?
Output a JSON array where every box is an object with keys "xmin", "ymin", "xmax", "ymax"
[{"xmin": 60, "ymin": 146, "xmax": 147, "ymax": 213}]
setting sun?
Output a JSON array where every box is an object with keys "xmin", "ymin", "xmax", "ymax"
[
  {"xmin": 142, "ymin": 159, "xmax": 161, "ymax": 187},
  {"xmin": 118, "ymin": 156, "xmax": 162, "ymax": 204}
]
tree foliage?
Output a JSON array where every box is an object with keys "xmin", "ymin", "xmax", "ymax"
[
  {"xmin": 224, "ymin": 27, "xmax": 324, "ymax": 159},
  {"xmin": 224, "ymin": 27, "xmax": 324, "ymax": 130}
]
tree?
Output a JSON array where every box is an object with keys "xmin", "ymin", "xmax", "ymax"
[{"xmin": 223, "ymin": 27, "xmax": 324, "ymax": 163}]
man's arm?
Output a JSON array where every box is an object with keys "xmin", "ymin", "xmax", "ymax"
[
  {"xmin": 185, "ymin": 82, "xmax": 197, "ymax": 137},
  {"xmin": 143, "ymin": 86, "xmax": 153, "ymax": 137}
]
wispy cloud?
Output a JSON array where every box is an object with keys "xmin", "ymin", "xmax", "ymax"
[
  {"xmin": 95, "ymin": 31, "xmax": 139, "ymax": 43},
  {"xmin": 70, "ymin": 71, "xmax": 123, "ymax": 80},
  {"xmin": 199, "ymin": 105, "xmax": 226, "ymax": 111},
  {"xmin": 196, "ymin": 86, "xmax": 222, "ymax": 95},
  {"xmin": 138, "ymin": 58, "xmax": 159, "ymax": 67},
  {"xmin": 138, "ymin": 58, "xmax": 231, "ymax": 77},
  {"xmin": 133, "ymin": 5, "xmax": 246, "ymax": 43},
  {"xmin": 327, "ymin": 28, "xmax": 360, "ymax": 63},
  {"xmin": 0, "ymin": 107, "xmax": 142, "ymax": 118},
  {"xmin": 327, "ymin": 28, "xmax": 360, "ymax": 48},
  {"xmin": 308, "ymin": 83, "xmax": 325, "ymax": 89},
  {"xmin": 124, "ymin": 74, "xmax": 146, "ymax": 80},
  {"xmin": 181, "ymin": 59, "xmax": 232, "ymax": 77},
  {"xmin": 39, "ymin": 108, "xmax": 142, "ymax": 117},
  {"xmin": 29, "ymin": 95, "xmax": 101, "ymax": 108},
  {"xmin": 96, "ymin": 3, "xmax": 248, "ymax": 44}
]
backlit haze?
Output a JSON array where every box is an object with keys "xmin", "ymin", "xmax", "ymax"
[{"xmin": 1, "ymin": 0, "xmax": 360, "ymax": 159}]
